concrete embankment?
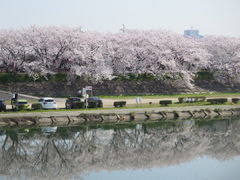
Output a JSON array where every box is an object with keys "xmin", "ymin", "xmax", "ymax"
[{"xmin": 1, "ymin": 105, "xmax": 240, "ymax": 126}]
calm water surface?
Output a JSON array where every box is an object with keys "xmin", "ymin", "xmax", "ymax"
[{"xmin": 0, "ymin": 118, "xmax": 240, "ymax": 180}]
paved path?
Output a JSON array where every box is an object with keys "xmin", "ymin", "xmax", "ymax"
[{"xmin": 1, "ymin": 105, "xmax": 240, "ymax": 118}]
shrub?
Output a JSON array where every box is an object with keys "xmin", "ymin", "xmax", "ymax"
[
  {"xmin": 0, "ymin": 72, "xmax": 69, "ymax": 83},
  {"xmin": 31, "ymin": 103, "xmax": 43, "ymax": 110},
  {"xmin": 195, "ymin": 71, "xmax": 214, "ymax": 81},
  {"xmin": 114, "ymin": 101, "xmax": 127, "ymax": 107},
  {"xmin": 232, "ymin": 98, "xmax": 240, "ymax": 104},
  {"xmin": 159, "ymin": 100, "xmax": 172, "ymax": 106},
  {"xmin": 113, "ymin": 73, "xmax": 156, "ymax": 81},
  {"xmin": 0, "ymin": 73, "xmax": 32, "ymax": 83},
  {"xmin": 207, "ymin": 98, "xmax": 228, "ymax": 104},
  {"xmin": 52, "ymin": 73, "xmax": 68, "ymax": 82}
]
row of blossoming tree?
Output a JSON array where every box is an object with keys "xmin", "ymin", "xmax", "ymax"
[{"xmin": 0, "ymin": 26, "xmax": 240, "ymax": 88}]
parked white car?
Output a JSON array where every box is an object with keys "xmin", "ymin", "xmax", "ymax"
[{"xmin": 38, "ymin": 97, "xmax": 57, "ymax": 109}]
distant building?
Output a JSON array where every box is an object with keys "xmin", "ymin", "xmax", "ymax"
[{"xmin": 184, "ymin": 29, "xmax": 204, "ymax": 38}]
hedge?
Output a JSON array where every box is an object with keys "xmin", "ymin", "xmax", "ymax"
[
  {"xmin": 232, "ymin": 98, "xmax": 240, "ymax": 104},
  {"xmin": 207, "ymin": 98, "xmax": 228, "ymax": 104},
  {"xmin": 159, "ymin": 100, "xmax": 172, "ymax": 106},
  {"xmin": 114, "ymin": 101, "xmax": 127, "ymax": 107}
]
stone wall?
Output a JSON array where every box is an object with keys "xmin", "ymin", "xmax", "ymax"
[
  {"xmin": 0, "ymin": 78, "xmax": 240, "ymax": 97},
  {"xmin": 0, "ymin": 79, "xmax": 190, "ymax": 97}
]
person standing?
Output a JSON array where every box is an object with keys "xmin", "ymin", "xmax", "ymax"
[{"xmin": 11, "ymin": 92, "xmax": 18, "ymax": 105}]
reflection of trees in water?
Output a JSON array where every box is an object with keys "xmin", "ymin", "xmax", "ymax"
[
  {"xmin": 0, "ymin": 130, "xmax": 78, "ymax": 179},
  {"xmin": 1, "ymin": 130, "xmax": 28, "ymax": 175},
  {"xmin": 32, "ymin": 135, "xmax": 72, "ymax": 177},
  {"xmin": 0, "ymin": 119, "xmax": 240, "ymax": 179}
]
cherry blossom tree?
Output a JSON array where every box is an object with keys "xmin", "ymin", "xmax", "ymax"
[
  {"xmin": 0, "ymin": 26, "xmax": 239, "ymax": 88},
  {"xmin": 203, "ymin": 35, "xmax": 240, "ymax": 86}
]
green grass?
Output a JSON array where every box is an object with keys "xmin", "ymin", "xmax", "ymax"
[
  {"xmin": 0, "ymin": 107, "xmax": 105, "ymax": 114},
  {"xmin": 99, "ymin": 92, "xmax": 240, "ymax": 99},
  {"xmin": 0, "ymin": 72, "xmax": 68, "ymax": 83}
]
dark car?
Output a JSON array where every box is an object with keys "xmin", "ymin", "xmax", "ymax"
[
  {"xmin": 87, "ymin": 97, "xmax": 103, "ymax": 108},
  {"xmin": 0, "ymin": 99, "xmax": 6, "ymax": 112},
  {"xmin": 65, "ymin": 97, "xmax": 85, "ymax": 109}
]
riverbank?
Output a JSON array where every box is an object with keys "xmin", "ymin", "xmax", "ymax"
[{"xmin": 1, "ymin": 105, "xmax": 240, "ymax": 127}]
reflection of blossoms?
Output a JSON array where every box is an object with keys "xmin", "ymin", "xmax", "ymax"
[
  {"xmin": 0, "ymin": 119, "xmax": 240, "ymax": 180},
  {"xmin": 0, "ymin": 27, "xmax": 240, "ymax": 87}
]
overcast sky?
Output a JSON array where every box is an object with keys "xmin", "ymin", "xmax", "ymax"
[{"xmin": 0, "ymin": 0, "xmax": 239, "ymax": 37}]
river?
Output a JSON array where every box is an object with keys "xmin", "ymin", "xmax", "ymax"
[{"xmin": 0, "ymin": 118, "xmax": 240, "ymax": 180}]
